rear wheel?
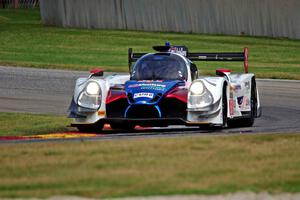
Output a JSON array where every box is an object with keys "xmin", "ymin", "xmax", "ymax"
[{"xmin": 227, "ymin": 78, "xmax": 257, "ymax": 127}]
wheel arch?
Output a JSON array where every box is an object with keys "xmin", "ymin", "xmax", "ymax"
[{"xmin": 198, "ymin": 77, "xmax": 229, "ymax": 105}]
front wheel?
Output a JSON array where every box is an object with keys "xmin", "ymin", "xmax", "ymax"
[
  {"xmin": 76, "ymin": 122, "xmax": 104, "ymax": 133},
  {"xmin": 222, "ymin": 83, "xmax": 228, "ymax": 127},
  {"xmin": 110, "ymin": 123, "xmax": 135, "ymax": 130}
]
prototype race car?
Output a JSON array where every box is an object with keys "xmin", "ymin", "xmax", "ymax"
[{"xmin": 68, "ymin": 43, "xmax": 261, "ymax": 132}]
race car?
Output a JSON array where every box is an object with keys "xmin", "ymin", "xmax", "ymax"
[{"xmin": 68, "ymin": 43, "xmax": 261, "ymax": 132}]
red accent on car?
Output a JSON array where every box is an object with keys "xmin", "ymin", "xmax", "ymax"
[
  {"xmin": 90, "ymin": 68, "xmax": 104, "ymax": 76},
  {"xmin": 216, "ymin": 68, "xmax": 231, "ymax": 76},
  {"xmin": 106, "ymin": 89, "xmax": 127, "ymax": 104},
  {"xmin": 244, "ymin": 47, "xmax": 248, "ymax": 73},
  {"xmin": 166, "ymin": 87, "xmax": 188, "ymax": 103},
  {"xmin": 217, "ymin": 68, "xmax": 231, "ymax": 73}
]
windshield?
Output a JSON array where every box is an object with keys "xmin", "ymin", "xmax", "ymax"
[{"xmin": 131, "ymin": 54, "xmax": 187, "ymax": 81}]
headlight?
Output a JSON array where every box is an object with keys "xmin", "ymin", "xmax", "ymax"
[
  {"xmin": 188, "ymin": 93, "xmax": 213, "ymax": 108},
  {"xmin": 190, "ymin": 81, "xmax": 204, "ymax": 95},
  {"xmin": 188, "ymin": 81, "xmax": 213, "ymax": 109},
  {"xmin": 86, "ymin": 82, "xmax": 100, "ymax": 95},
  {"xmin": 77, "ymin": 81, "xmax": 102, "ymax": 110}
]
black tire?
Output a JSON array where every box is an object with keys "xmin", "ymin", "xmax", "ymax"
[
  {"xmin": 227, "ymin": 78, "xmax": 257, "ymax": 128},
  {"xmin": 198, "ymin": 124, "xmax": 213, "ymax": 130},
  {"xmin": 76, "ymin": 123, "xmax": 104, "ymax": 133},
  {"xmin": 222, "ymin": 83, "xmax": 228, "ymax": 127},
  {"xmin": 110, "ymin": 123, "xmax": 135, "ymax": 130}
]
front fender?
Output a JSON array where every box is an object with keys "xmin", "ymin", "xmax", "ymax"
[
  {"xmin": 187, "ymin": 77, "xmax": 228, "ymax": 124},
  {"xmin": 188, "ymin": 77, "xmax": 228, "ymax": 107},
  {"xmin": 69, "ymin": 74, "xmax": 130, "ymax": 125},
  {"xmin": 202, "ymin": 77, "xmax": 228, "ymax": 105},
  {"xmin": 69, "ymin": 77, "xmax": 108, "ymax": 124}
]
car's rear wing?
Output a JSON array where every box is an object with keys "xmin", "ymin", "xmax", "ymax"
[
  {"xmin": 187, "ymin": 48, "xmax": 249, "ymax": 73},
  {"xmin": 128, "ymin": 46, "xmax": 249, "ymax": 73}
]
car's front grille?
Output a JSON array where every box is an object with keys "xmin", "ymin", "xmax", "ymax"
[
  {"xmin": 159, "ymin": 98, "xmax": 187, "ymax": 118},
  {"xmin": 106, "ymin": 98, "xmax": 129, "ymax": 118},
  {"xmin": 150, "ymin": 93, "xmax": 162, "ymax": 102},
  {"xmin": 126, "ymin": 105, "xmax": 160, "ymax": 118},
  {"xmin": 127, "ymin": 93, "xmax": 135, "ymax": 103}
]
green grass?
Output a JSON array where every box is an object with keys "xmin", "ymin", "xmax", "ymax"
[
  {"xmin": 0, "ymin": 112, "xmax": 70, "ymax": 136},
  {"xmin": 1, "ymin": 133, "xmax": 300, "ymax": 198},
  {"xmin": 0, "ymin": 9, "xmax": 299, "ymax": 79}
]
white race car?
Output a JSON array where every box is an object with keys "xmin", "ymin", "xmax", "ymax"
[{"xmin": 68, "ymin": 43, "xmax": 261, "ymax": 132}]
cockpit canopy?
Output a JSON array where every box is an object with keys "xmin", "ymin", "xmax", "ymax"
[{"xmin": 130, "ymin": 53, "xmax": 188, "ymax": 81}]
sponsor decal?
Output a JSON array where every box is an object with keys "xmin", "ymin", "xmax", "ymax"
[
  {"xmin": 133, "ymin": 92, "xmax": 154, "ymax": 99},
  {"xmin": 237, "ymin": 96, "xmax": 244, "ymax": 105},
  {"xmin": 141, "ymin": 84, "xmax": 166, "ymax": 91},
  {"xmin": 128, "ymin": 83, "xmax": 166, "ymax": 91},
  {"xmin": 169, "ymin": 46, "xmax": 187, "ymax": 56},
  {"xmin": 129, "ymin": 83, "xmax": 167, "ymax": 91},
  {"xmin": 137, "ymin": 80, "xmax": 163, "ymax": 83},
  {"xmin": 243, "ymin": 96, "xmax": 250, "ymax": 108},
  {"xmin": 235, "ymin": 85, "xmax": 242, "ymax": 91},
  {"xmin": 128, "ymin": 84, "xmax": 140, "ymax": 88},
  {"xmin": 229, "ymin": 99, "xmax": 235, "ymax": 116},
  {"xmin": 230, "ymin": 84, "xmax": 241, "ymax": 92}
]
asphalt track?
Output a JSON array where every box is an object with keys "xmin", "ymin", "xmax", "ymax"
[{"xmin": 0, "ymin": 66, "xmax": 300, "ymax": 142}]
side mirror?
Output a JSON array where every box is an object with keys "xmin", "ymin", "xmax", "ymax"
[{"xmin": 216, "ymin": 68, "xmax": 231, "ymax": 77}]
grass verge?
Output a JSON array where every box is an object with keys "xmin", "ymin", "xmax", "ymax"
[
  {"xmin": 0, "ymin": 9, "xmax": 299, "ymax": 79},
  {"xmin": 0, "ymin": 112, "xmax": 70, "ymax": 136},
  {"xmin": 0, "ymin": 133, "xmax": 300, "ymax": 198}
]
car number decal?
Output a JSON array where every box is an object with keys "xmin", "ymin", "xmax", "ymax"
[{"xmin": 133, "ymin": 92, "xmax": 154, "ymax": 99}]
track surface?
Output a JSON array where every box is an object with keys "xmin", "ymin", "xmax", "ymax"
[{"xmin": 1, "ymin": 66, "xmax": 300, "ymax": 141}]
